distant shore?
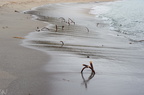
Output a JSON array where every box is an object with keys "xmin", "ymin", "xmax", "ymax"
[{"xmin": 0, "ymin": 0, "xmax": 114, "ymax": 95}]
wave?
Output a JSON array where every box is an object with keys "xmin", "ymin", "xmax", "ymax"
[{"xmin": 90, "ymin": 0, "xmax": 144, "ymax": 42}]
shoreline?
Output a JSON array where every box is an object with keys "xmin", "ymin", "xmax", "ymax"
[
  {"xmin": 3, "ymin": 0, "xmax": 144, "ymax": 95},
  {"xmin": 0, "ymin": 0, "xmax": 115, "ymax": 95},
  {"xmin": 21, "ymin": 1, "xmax": 144, "ymax": 95}
]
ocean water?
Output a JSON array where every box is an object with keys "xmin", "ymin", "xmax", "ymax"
[{"xmin": 90, "ymin": 0, "xmax": 144, "ymax": 41}]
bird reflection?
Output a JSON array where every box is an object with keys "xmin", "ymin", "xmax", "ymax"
[{"xmin": 81, "ymin": 72, "xmax": 95, "ymax": 88}]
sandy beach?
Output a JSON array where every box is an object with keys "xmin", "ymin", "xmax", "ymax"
[
  {"xmin": 2, "ymin": 0, "xmax": 144, "ymax": 95},
  {"xmin": 0, "ymin": 0, "xmax": 115, "ymax": 95}
]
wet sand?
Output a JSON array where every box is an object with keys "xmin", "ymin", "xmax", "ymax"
[
  {"xmin": 0, "ymin": 0, "xmax": 114, "ymax": 95},
  {"xmin": 23, "ymin": 1, "xmax": 144, "ymax": 95}
]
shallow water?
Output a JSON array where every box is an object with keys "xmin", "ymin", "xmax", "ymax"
[{"xmin": 91, "ymin": 0, "xmax": 144, "ymax": 41}]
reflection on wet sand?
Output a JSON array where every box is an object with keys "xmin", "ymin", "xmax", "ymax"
[{"xmin": 81, "ymin": 72, "xmax": 95, "ymax": 88}]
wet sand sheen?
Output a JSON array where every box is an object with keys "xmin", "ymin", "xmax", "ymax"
[
  {"xmin": 0, "ymin": 0, "xmax": 115, "ymax": 95},
  {"xmin": 23, "ymin": 2, "xmax": 144, "ymax": 95}
]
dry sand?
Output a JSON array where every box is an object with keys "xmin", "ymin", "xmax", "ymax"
[{"xmin": 0, "ymin": 0, "xmax": 114, "ymax": 94}]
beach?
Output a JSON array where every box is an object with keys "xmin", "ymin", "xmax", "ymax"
[
  {"xmin": 0, "ymin": 0, "xmax": 114, "ymax": 95},
  {"xmin": 1, "ymin": 0, "xmax": 144, "ymax": 95}
]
